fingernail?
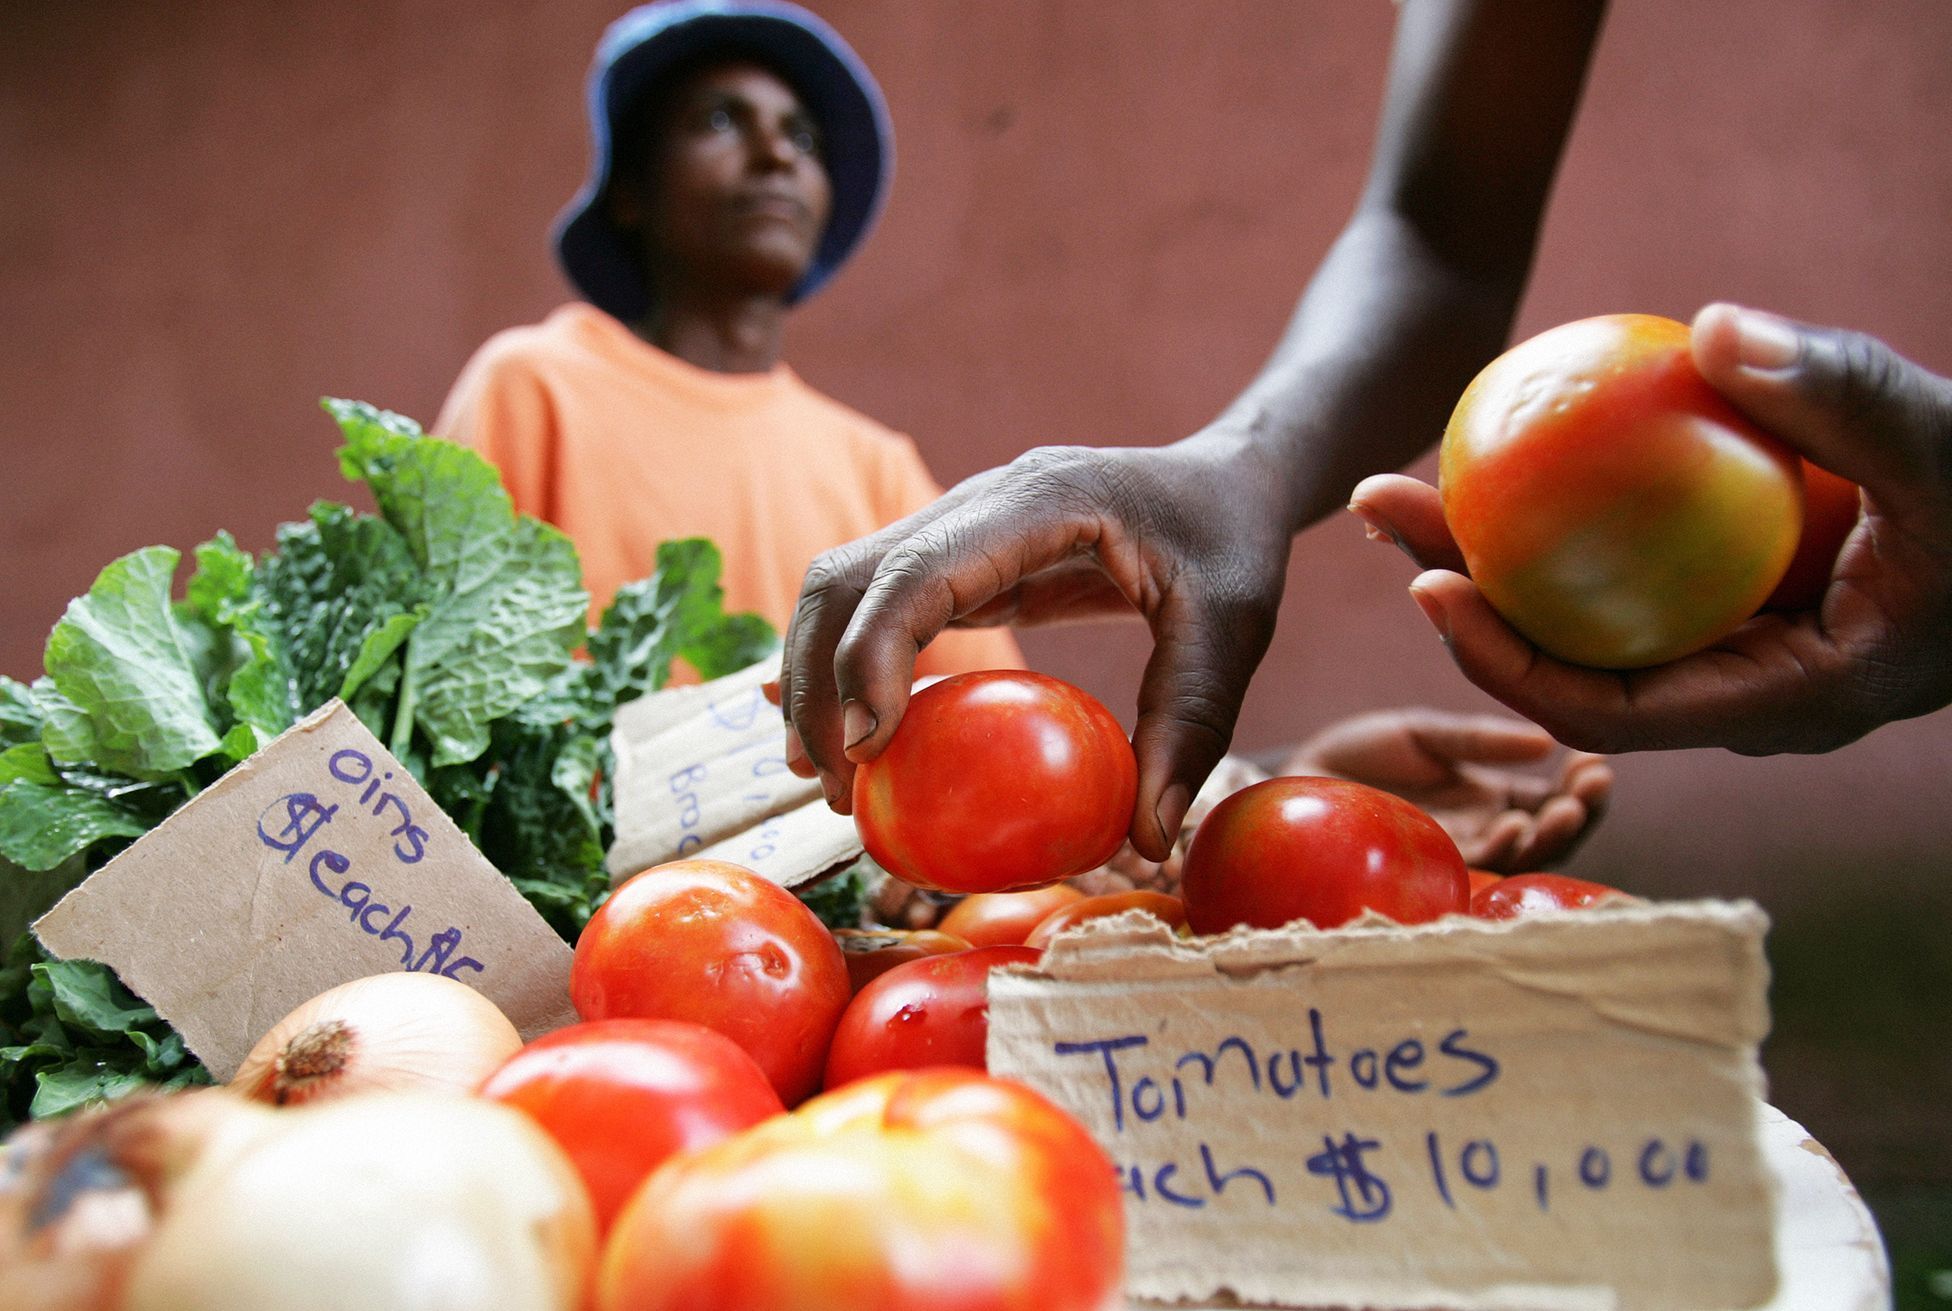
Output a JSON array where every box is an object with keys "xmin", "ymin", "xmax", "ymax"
[
  {"xmin": 1348, "ymin": 505, "xmax": 1407, "ymax": 553},
  {"xmin": 842, "ymin": 699, "xmax": 878, "ymax": 750},
  {"xmin": 1154, "ymin": 783, "xmax": 1192, "ymax": 847},
  {"xmin": 1408, "ymin": 584, "xmax": 1452, "ymax": 644},
  {"xmin": 783, "ymin": 725, "xmax": 810, "ymax": 773},
  {"xmin": 1731, "ymin": 307, "xmax": 1801, "ymax": 371}
]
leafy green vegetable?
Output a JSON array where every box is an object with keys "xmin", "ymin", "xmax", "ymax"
[
  {"xmin": 41, "ymin": 547, "xmax": 225, "ymax": 781},
  {"xmin": 796, "ymin": 859, "xmax": 874, "ymax": 931},
  {"xmin": 0, "ymin": 399, "xmax": 775, "ymax": 1129}
]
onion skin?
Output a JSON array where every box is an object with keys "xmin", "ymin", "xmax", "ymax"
[
  {"xmin": 123, "ymin": 1092, "xmax": 597, "ymax": 1311},
  {"xmin": 231, "ymin": 971, "xmax": 523, "ymax": 1106},
  {"xmin": 0, "ymin": 1089, "xmax": 275, "ymax": 1311}
]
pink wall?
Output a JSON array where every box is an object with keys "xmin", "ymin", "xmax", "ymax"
[{"xmin": 4, "ymin": 2, "xmax": 1950, "ymax": 1183}]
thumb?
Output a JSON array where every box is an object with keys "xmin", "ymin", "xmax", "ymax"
[{"xmin": 1691, "ymin": 303, "xmax": 1952, "ymax": 518}]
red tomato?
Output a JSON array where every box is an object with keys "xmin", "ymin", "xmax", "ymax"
[
  {"xmin": 478, "ymin": 1019, "xmax": 783, "ymax": 1232},
  {"xmin": 937, "ymin": 885, "xmax": 1085, "ymax": 947},
  {"xmin": 1466, "ymin": 869, "xmax": 1506, "ymax": 898},
  {"xmin": 1763, "ymin": 460, "xmax": 1861, "ymax": 611},
  {"xmin": 1470, "ymin": 872, "xmax": 1628, "ymax": 919},
  {"xmin": 1180, "ymin": 777, "xmax": 1468, "ymax": 934},
  {"xmin": 571, "ymin": 859, "xmax": 851, "ymax": 1106},
  {"xmin": 596, "ymin": 1069, "xmax": 1124, "ymax": 1311},
  {"xmin": 1441, "ymin": 314, "xmax": 1804, "ymax": 668},
  {"xmin": 822, "ymin": 945, "xmax": 1042, "ymax": 1089},
  {"xmin": 852, "ymin": 671, "xmax": 1137, "ymax": 893},
  {"xmin": 1024, "ymin": 891, "xmax": 1187, "ymax": 950},
  {"xmin": 832, "ymin": 928, "xmax": 973, "ymax": 992}
]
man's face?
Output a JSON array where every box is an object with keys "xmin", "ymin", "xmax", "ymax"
[{"xmin": 623, "ymin": 60, "xmax": 834, "ymax": 299}]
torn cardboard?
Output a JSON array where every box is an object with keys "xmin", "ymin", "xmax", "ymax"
[
  {"xmin": 607, "ymin": 653, "xmax": 860, "ymax": 888},
  {"xmin": 989, "ymin": 901, "xmax": 1776, "ymax": 1311},
  {"xmin": 34, "ymin": 701, "xmax": 577, "ymax": 1079}
]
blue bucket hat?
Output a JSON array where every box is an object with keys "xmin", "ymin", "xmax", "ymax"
[{"xmin": 554, "ymin": 0, "xmax": 893, "ymax": 318}]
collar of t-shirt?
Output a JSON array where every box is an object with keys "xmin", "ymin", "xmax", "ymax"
[{"xmin": 551, "ymin": 301, "xmax": 800, "ymax": 413}]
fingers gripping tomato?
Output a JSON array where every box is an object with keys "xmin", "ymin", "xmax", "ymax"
[
  {"xmin": 571, "ymin": 860, "xmax": 851, "ymax": 1106},
  {"xmin": 1440, "ymin": 314, "xmax": 1804, "ymax": 668},
  {"xmin": 852, "ymin": 671, "xmax": 1137, "ymax": 894},
  {"xmin": 596, "ymin": 1070, "xmax": 1125, "ymax": 1311},
  {"xmin": 1180, "ymin": 777, "xmax": 1468, "ymax": 934}
]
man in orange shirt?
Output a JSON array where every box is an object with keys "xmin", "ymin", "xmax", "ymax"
[{"xmin": 437, "ymin": 0, "xmax": 1021, "ymax": 678}]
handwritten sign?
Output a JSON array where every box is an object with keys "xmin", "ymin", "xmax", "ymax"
[
  {"xmin": 988, "ymin": 901, "xmax": 1776, "ymax": 1311},
  {"xmin": 607, "ymin": 654, "xmax": 860, "ymax": 888},
  {"xmin": 34, "ymin": 701, "xmax": 577, "ymax": 1079}
]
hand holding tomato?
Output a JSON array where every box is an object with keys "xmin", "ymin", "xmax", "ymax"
[
  {"xmin": 1278, "ymin": 708, "xmax": 1611, "ymax": 872},
  {"xmin": 1352, "ymin": 304, "xmax": 1952, "ymax": 755},
  {"xmin": 852, "ymin": 670, "xmax": 1136, "ymax": 893},
  {"xmin": 596, "ymin": 1069, "xmax": 1124, "ymax": 1311}
]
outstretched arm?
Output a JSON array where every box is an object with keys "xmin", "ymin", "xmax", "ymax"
[{"xmin": 782, "ymin": 1, "xmax": 1609, "ymax": 857}]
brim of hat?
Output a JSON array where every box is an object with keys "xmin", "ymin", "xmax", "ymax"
[{"xmin": 554, "ymin": 2, "xmax": 892, "ymax": 319}]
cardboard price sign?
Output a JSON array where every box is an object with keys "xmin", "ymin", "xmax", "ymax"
[
  {"xmin": 607, "ymin": 654, "xmax": 861, "ymax": 888},
  {"xmin": 34, "ymin": 701, "xmax": 577, "ymax": 1079},
  {"xmin": 989, "ymin": 901, "xmax": 1776, "ymax": 1311}
]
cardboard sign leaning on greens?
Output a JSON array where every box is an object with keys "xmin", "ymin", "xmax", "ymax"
[
  {"xmin": 991, "ymin": 903, "xmax": 1780, "ymax": 1311},
  {"xmin": 0, "ymin": 400, "xmax": 778, "ymax": 1124}
]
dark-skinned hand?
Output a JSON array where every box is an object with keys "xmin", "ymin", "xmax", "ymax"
[
  {"xmin": 778, "ymin": 433, "xmax": 1297, "ymax": 860},
  {"xmin": 1349, "ymin": 303, "xmax": 1952, "ymax": 755}
]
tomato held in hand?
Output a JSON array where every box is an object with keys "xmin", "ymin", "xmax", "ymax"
[
  {"xmin": 823, "ymin": 945, "xmax": 1042, "ymax": 1089},
  {"xmin": 478, "ymin": 1019, "xmax": 783, "ymax": 1233},
  {"xmin": 596, "ymin": 1069, "xmax": 1124, "ymax": 1311},
  {"xmin": 1180, "ymin": 777, "xmax": 1468, "ymax": 934},
  {"xmin": 832, "ymin": 928, "xmax": 972, "ymax": 992},
  {"xmin": 1470, "ymin": 872, "xmax": 1628, "ymax": 920},
  {"xmin": 1024, "ymin": 891, "xmax": 1187, "ymax": 950},
  {"xmin": 852, "ymin": 671, "xmax": 1137, "ymax": 893},
  {"xmin": 1441, "ymin": 314, "xmax": 1804, "ymax": 668},
  {"xmin": 571, "ymin": 859, "xmax": 851, "ymax": 1106},
  {"xmin": 937, "ymin": 885, "xmax": 1085, "ymax": 947},
  {"xmin": 1763, "ymin": 460, "xmax": 1861, "ymax": 611}
]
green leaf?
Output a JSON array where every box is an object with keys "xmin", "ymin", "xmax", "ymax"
[
  {"xmin": 184, "ymin": 530, "xmax": 254, "ymax": 624},
  {"xmin": 584, "ymin": 539, "xmax": 778, "ymax": 726},
  {"xmin": 0, "ymin": 678, "xmax": 44, "ymax": 751},
  {"xmin": 255, "ymin": 503, "xmax": 428, "ymax": 715},
  {"xmin": 0, "ymin": 743, "xmax": 58, "ymax": 788},
  {"xmin": 42, "ymin": 547, "xmax": 224, "ymax": 779},
  {"xmin": 36, "ymin": 959, "xmax": 157, "ymax": 1037},
  {"xmin": 32, "ymin": 1064, "xmax": 154, "ymax": 1118},
  {"xmin": 796, "ymin": 860, "xmax": 873, "ymax": 930},
  {"xmin": 0, "ymin": 780, "xmax": 152, "ymax": 872},
  {"xmin": 0, "ymin": 854, "xmax": 87, "ymax": 952},
  {"xmin": 339, "ymin": 606, "xmax": 425, "ymax": 703},
  {"xmin": 324, "ymin": 401, "xmax": 587, "ymax": 766}
]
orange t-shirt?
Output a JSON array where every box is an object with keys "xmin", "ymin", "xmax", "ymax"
[{"xmin": 434, "ymin": 303, "xmax": 1023, "ymax": 678}]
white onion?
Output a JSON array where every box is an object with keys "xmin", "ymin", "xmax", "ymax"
[
  {"xmin": 123, "ymin": 1092, "xmax": 596, "ymax": 1311},
  {"xmin": 231, "ymin": 971, "xmax": 523, "ymax": 1106},
  {"xmin": 0, "ymin": 1089, "xmax": 275, "ymax": 1311}
]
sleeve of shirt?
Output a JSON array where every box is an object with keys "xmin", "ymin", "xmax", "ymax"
[
  {"xmin": 432, "ymin": 335, "xmax": 556, "ymax": 522},
  {"xmin": 872, "ymin": 435, "xmax": 1028, "ymax": 679}
]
